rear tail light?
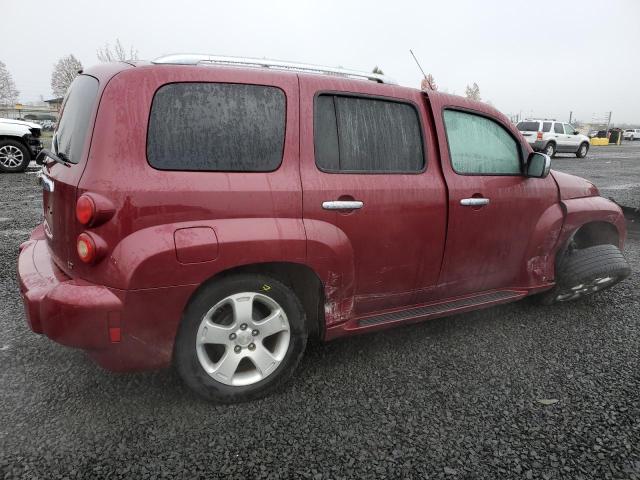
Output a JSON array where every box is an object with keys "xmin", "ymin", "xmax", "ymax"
[
  {"xmin": 77, "ymin": 233, "xmax": 96, "ymax": 263},
  {"xmin": 536, "ymin": 131, "xmax": 543, "ymax": 140},
  {"xmin": 76, "ymin": 195, "xmax": 96, "ymax": 225}
]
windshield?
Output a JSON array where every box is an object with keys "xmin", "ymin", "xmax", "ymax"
[
  {"xmin": 54, "ymin": 75, "xmax": 99, "ymax": 164},
  {"xmin": 516, "ymin": 121, "xmax": 539, "ymax": 132}
]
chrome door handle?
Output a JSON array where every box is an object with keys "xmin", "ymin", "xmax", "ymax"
[
  {"xmin": 460, "ymin": 198, "xmax": 490, "ymax": 206},
  {"xmin": 322, "ymin": 200, "xmax": 364, "ymax": 210}
]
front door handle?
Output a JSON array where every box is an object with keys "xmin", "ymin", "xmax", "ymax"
[
  {"xmin": 460, "ymin": 198, "xmax": 490, "ymax": 207},
  {"xmin": 322, "ymin": 200, "xmax": 364, "ymax": 210}
]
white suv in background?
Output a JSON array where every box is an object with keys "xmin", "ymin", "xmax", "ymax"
[
  {"xmin": 516, "ymin": 120, "xmax": 590, "ymax": 158},
  {"xmin": 623, "ymin": 129, "xmax": 640, "ymax": 141}
]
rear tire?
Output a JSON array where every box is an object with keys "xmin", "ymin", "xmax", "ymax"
[
  {"xmin": 537, "ymin": 244, "xmax": 630, "ymax": 305},
  {"xmin": 544, "ymin": 142, "xmax": 556, "ymax": 158},
  {"xmin": 576, "ymin": 142, "xmax": 589, "ymax": 158},
  {"xmin": 174, "ymin": 274, "xmax": 308, "ymax": 403},
  {"xmin": 0, "ymin": 140, "xmax": 30, "ymax": 173}
]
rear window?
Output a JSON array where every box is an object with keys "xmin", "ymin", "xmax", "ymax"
[
  {"xmin": 147, "ymin": 83, "xmax": 286, "ymax": 172},
  {"xmin": 54, "ymin": 75, "xmax": 99, "ymax": 164},
  {"xmin": 314, "ymin": 94, "xmax": 424, "ymax": 173},
  {"xmin": 516, "ymin": 121, "xmax": 539, "ymax": 132}
]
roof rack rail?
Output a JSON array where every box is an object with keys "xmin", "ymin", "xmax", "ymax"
[{"xmin": 151, "ymin": 54, "xmax": 397, "ymax": 85}]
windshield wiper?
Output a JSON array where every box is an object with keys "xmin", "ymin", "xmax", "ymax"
[{"xmin": 37, "ymin": 149, "xmax": 72, "ymax": 168}]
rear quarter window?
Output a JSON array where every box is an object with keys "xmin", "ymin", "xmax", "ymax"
[
  {"xmin": 147, "ymin": 83, "xmax": 286, "ymax": 172},
  {"xmin": 55, "ymin": 75, "xmax": 99, "ymax": 164}
]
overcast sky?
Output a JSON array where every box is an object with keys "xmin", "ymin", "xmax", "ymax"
[{"xmin": 3, "ymin": 0, "xmax": 639, "ymax": 124}]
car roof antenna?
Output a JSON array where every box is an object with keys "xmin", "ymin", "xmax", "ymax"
[{"xmin": 409, "ymin": 49, "xmax": 428, "ymax": 80}]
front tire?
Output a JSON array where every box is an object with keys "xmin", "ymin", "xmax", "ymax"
[
  {"xmin": 537, "ymin": 244, "xmax": 630, "ymax": 305},
  {"xmin": 576, "ymin": 142, "xmax": 589, "ymax": 158},
  {"xmin": 544, "ymin": 142, "xmax": 556, "ymax": 158},
  {"xmin": 0, "ymin": 140, "xmax": 30, "ymax": 173},
  {"xmin": 174, "ymin": 274, "xmax": 308, "ymax": 403}
]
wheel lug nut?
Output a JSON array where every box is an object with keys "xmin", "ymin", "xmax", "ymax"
[
  {"xmin": 240, "ymin": 324, "xmax": 247, "ymax": 330},
  {"xmin": 248, "ymin": 343, "xmax": 256, "ymax": 351},
  {"xmin": 234, "ymin": 345, "xmax": 241, "ymax": 353},
  {"xmin": 229, "ymin": 333, "xmax": 236, "ymax": 340},
  {"xmin": 252, "ymin": 329, "xmax": 259, "ymax": 336}
]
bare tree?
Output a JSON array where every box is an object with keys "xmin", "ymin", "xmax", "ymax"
[
  {"xmin": 0, "ymin": 60, "xmax": 19, "ymax": 105},
  {"xmin": 465, "ymin": 82, "xmax": 481, "ymax": 101},
  {"xmin": 97, "ymin": 39, "xmax": 139, "ymax": 62},
  {"xmin": 372, "ymin": 66, "xmax": 384, "ymax": 75},
  {"xmin": 420, "ymin": 73, "xmax": 438, "ymax": 91},
  {"xmin": 51, "ymin": 54, "xmax": 83, "ymax": 98}
]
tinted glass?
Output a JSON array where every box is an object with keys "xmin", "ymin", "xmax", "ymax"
[
  {"xmin": 148, "ymin": 83, "xmax": 285, "ymax": 171},
  {"xmin": 443, "ymin": 110, "xmax": 521, "ymax": 175},
  {"xmin": 516, "ymin": 121, "xmax": 539, "ymax": 132},
  {"xmin": 55, "ymin": 75, "xmax": 99, "ymax": 164},
  {"xmin": 554, "ymin": 123, "xmax": 564, "ymax": 134},
  {"xmin": 542, "ymin": 122, "xmax": 552, "ymax": 132},
  {"xmin": 314, "ymin": 94, "xmax": 424, "ymax": 172},
  {"xmin": 314, "ymin": 95, "xmax": 340, "ymax": 171}
]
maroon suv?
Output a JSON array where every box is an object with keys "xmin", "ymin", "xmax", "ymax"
[{"xmin": 18, "ymin": 55, "xmax": 630, "ymax": 402}]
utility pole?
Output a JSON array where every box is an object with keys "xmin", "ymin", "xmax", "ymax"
[
  {"xmin": 569, "ymin": 111, "xmax": 572, "ymax": 123},
  {"xmin": 605, "ymin": 111, "xmax": 612, "ymax": 134}
]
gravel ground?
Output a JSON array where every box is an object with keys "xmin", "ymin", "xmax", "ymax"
[
  {"xmin": 551, "ymin": 141, "xmax": 640, "ymax": 209},
  {"xmin": 1, "ymin": 164, "xmax": 639, "ymax": 479}
]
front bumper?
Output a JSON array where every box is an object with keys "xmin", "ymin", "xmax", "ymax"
[
  {"xmin": 25, "ymin": 136, "xmax": 43, "ymax": 159},
  {"xmin": 18, "ymin": 235, "xmax": 123, "ymax": 351}
]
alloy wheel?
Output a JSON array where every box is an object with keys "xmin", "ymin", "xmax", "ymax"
[
  {"xmin": 556, "ymin": 276, "xmax": 617, "ymax": 302},
  {"xmin": 195, "ymin": 292, "xmax": 290, "ymax": 386},
  {"xmin": 0, "ymin": 145, "xmax": 24, "ymax": 168}
]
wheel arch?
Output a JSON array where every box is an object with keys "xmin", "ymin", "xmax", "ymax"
[
  {"xmin": 571, "ymin": 221, "xmax": 619, "ymax": 249},
  {"xmin": 0, "ymin": 135, "xmax": 31, "ymax": 154},
  {"xmin": 184, "ymin": 261, "xmax": 326, "ymax": 341}
]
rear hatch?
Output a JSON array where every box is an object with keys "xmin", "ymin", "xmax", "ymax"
[
  {"xmin": 516, "ymin": 121, "xmax": 540, "ymax": 143},
  {"xmin": 41, "ymin": 74, "xmax": 100, "ymax": 275}
]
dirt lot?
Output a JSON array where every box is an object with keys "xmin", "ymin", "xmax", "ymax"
[{"xmin": 1, "ymin": 145, "xmax": 639, "ymax": 479}]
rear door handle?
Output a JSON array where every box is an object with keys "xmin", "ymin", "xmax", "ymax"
[
  {"xmin": 460, "ymin": 198, "xmax": 490, "ymax": 206},
  {"xmin": 322, "ymin": 200, "xmax": 364, "ymax": 210}
]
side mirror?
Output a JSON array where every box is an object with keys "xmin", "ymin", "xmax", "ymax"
[{"xmin": 526, "ymin": 152, "xmax": 551, "ymax": 178}]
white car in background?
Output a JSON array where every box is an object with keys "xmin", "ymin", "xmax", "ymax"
[
  {"xmin": 0, "ymin": 118, "xmax": 43, "ymax": 172},
  {"xmin": 516, "ymin": 119, "xmax": 590, "ymax": 158},
  {"xmin": 623, "ymin": 129, "xmax": 640, "ymax": 141}
]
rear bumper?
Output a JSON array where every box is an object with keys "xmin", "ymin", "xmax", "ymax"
[
  {"xmin": 17, "ymin": 227, "xmax": 194, "ymax": 372},
  {"xmin": 18, "ymin": 237, "xmax": 123, "ymax": 351}
]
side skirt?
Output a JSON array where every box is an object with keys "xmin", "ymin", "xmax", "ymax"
[{"xmin": 324, "ymin": 289, "xmax": 527, "ymax": 340}]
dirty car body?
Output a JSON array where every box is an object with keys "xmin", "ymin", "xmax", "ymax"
[{"xmin": 17, "ymin": 58, "xmax": 630, "ymax": 401}]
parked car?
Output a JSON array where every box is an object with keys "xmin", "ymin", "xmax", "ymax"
[
  {"xmin": 516, "ymin": 119, "xmax": 590, "ymax": 158},
  {"xmin": 623, "ymin": 129, "xmax": 640, "ymax": 140},
  {"xmin": 0, "ymin": 118, "xmax": 43, "ymax": 172},
  {"xmin": 18, "ymin": 56, "xmax": 630, "ymax": 402}
]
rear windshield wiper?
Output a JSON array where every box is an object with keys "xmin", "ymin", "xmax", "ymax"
[{"xmin": 37, "ymin": 149, "xmax": 72, "ymax": 168}]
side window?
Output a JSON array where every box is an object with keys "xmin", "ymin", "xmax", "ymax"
[
  {"xmin": 147, "ymin": 83, "xmax": 286, "ymax": 171},
  {"xmin": 554, "ymin": 123, "xmax": 564, "ymax": 134},
  {"xmin": 542, "ymin": 122, "xmax": 552, "ymax": 132},
  {"xmin": 314, "ymin": 94, "xmax": 424, "ymax": 173},
  {"xmin": 564, "ymin": 124, "xmax": 575, "ymax": 135},
  {"xmin": 443, "ymin": 110, "xmax": 521, "ymax": 175}
]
